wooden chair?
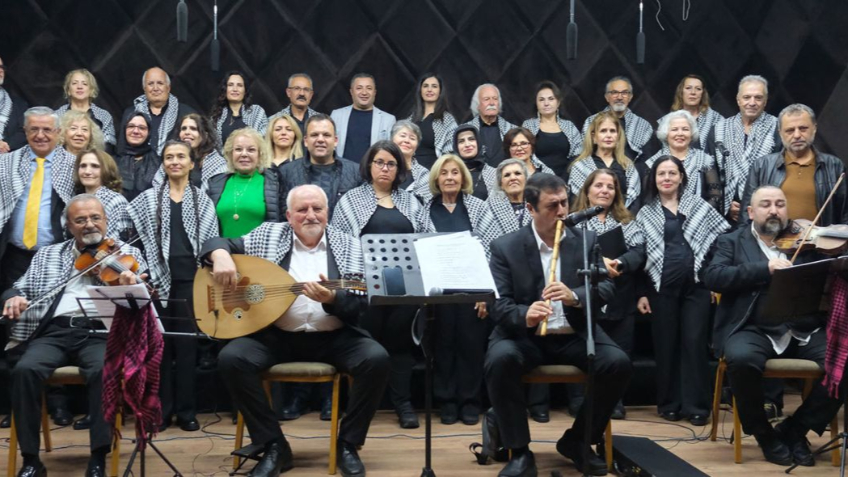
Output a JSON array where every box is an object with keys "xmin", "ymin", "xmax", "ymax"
[
  {"xmin": 710, "ymin": 357, "xmax": 839, "ymax": 465},
  {"xmin": 233, "ymin": 362, "xmax": 342, "ymax": 475},
  {"xmin": 7, "ymin": 366, "xmax": 123, "ymax": 477},
  {"xmin": 522, "ymin": 365, "xmax": 614, "ymax": 471}
]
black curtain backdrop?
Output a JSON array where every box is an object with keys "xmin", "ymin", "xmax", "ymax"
[{"xmin": 2, "ymin": 0, "xmax": 848, "ymax": 157}]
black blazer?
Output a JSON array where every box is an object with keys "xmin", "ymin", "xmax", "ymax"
[
  {"xmin": 0, "ymin": 189, "xmax": 66, "ymax": 265},
  {"xmin": 488, "ymin": 224, "xmax": 615, "ymax": 343}
]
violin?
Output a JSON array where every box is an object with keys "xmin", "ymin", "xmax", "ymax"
[
  {"xmin": 775, "ymin": 219, "xmax": 848, "ymax": 256},
  {"xmin": 76, "ymin": 238, "xmax": 142, "ymax": 285}
]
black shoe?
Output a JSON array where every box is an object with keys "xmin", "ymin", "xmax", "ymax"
[
  {"xmin": 250, "ymin": 438, "xmax": 294, "ymax": 476},
  {"xmin": 611, "ymin": 401, "xmax": 626, "ymax": 420},
  {"xmin": 660, "ymin": 410, "xmax": 681, "ymax": 422},
  {"xmin": 337, "ymin": 440, "xmax": 365, "ymax": 477},
  {"xmin": 395, "ymin": 402, "xmax": 419, "ymax": 429},
  {"xmin": 688, "ymin": 414, "xmax": 708, "ymax": 426},
  {"xmin": 320, "ymin": 397, "xmax": 333, "ymax": 422},
  {"xmin": 280, "ymin": 396, "xmax": 309, "ymax": 421},
  {"xmin": 440, "ymin": 402, "xmax": 458, "ymax": 425},
  {"xmin": 556, "ymin": 431, "xmax": 608, "ymax": 476},
  {"xmin": 528, "ymin": 407, "xmax": 550, "ymax": 423},
  {"xmin": 74, "ymin": 414, "xmax": 93, "ymax": 430},
  {"xmin": 497, "ymin": 450, "xmax": 537, "ymax": 477},
  {"xmin": 0, "ymin": 414, "xmax": 10, "ymax": 428},
  {"xmin": 764, "ymin": 401, "xmax": 784, "ymax": 422},
  {"xmin": 159, "ymin": 416, "xmax": 171, "ymax": 432},
  {"xmin": 16, "ymin": 462, "xmax": 46, "ymax": 477},
  {"xmin": 460, "ymin": 404, "xmax": 480, "ymax": 426},
  {"xmin": 52, "ymin": 407, "xmax": 73, "ymax": 426},
  {"xmin": 85, "ymin": 458, "xmax": 106, "ymax": 477},
  {"xmin": 754, "ymin": 430, "xmax": 793, "ymax": 466},
  {"xmin": 775, "ymin": 419, "xmax": 814, "ymax": 467},
  {"xmin": 177, "ymin": 417, "xmax": 200, "ymax": 432}
]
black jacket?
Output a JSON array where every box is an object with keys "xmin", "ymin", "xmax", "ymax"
[
  {"xmin": 3, "ymin": 90, "xmax": 28, "ymax": 151},
  {"xmin": 116, "ymin": 102, "xmax": 196, "ymax": 155},
  {"xmin": 277, "ymin": 156, "xmax": 362, "ymax": 218},
  {"xmin": 205, "ymin": 170, "xmax": 282, "ymax": 223},
  {"xmin": 739, "ymin": 148, "xmax": 848, "ymax": 226},
  {"xmin": 488, "ymin": 224, "xmax": 614, "ymax": 343}
]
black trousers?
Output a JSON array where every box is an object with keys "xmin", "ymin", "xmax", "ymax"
[
  {"xmin": 433, "ymin": 303, "xmax": 488, "ymax": 410},
  {"xmin": 484, "ymin": 330, "xmax": 631, "ymax": 449},
  {"xmin": 158, "ymin": 281, "xmax": 197, "ymax": 422},
  {"xmin": 649, "ymin": 281, "xmax": 711, "ymax": 416},
  {"xmin": 359, "ymin": 305, "xmax": 418, "ymax": 408},
  {"xmin": 725, "ymin": 326, "xmax": 843, "ymax": 436},
  {"xmin": 11, "ymin": 322, "xmax": 111, "ymax": 455},
  {"xmin": 218, "ymin": 326, "xmax": 389, "ymax": 447}
]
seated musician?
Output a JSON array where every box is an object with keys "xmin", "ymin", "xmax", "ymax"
[
  {"xmin": 200, "ymin": 184, "xmax": 390, "ymax": 477},
  {"xmin": 702, "ymin": 185, "xmax": 844, "ymax": 467},
  {"xmin": 2, "ymin": 194, "xmax": 146, "ymax": 477},
  {"xmin": 484, "ymin": 173, "xmax": 632, "ymax": 477}
]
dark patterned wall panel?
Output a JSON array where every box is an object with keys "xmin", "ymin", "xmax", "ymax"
[{"xmin": 2, "ymin": 0, "xmax": 847, "ymax": 156}]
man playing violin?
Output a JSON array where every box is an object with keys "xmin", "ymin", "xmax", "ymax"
[
  {"xmin": 703, "ymin": 186, "xmax": 843, "ymax": 467},
  {"xmin": 199, "ymin": 184, "xmax": 389, "ymax": 477},
  {"xmin": 484, "ymin": 173, "xmax": 631, "ymax": 477},
  {"xmin": 2, "ymin": 194, "xmax": 147, "ymax": 477}
]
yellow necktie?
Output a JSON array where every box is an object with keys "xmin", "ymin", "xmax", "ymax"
[{"xmin": 23, "ymin": 157, "xmax": 45, "ymax": 249}]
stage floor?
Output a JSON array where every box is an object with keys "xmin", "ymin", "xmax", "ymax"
[{"xmin": 1, "ymin": 395, "xmax": 843, "ymax": 476}]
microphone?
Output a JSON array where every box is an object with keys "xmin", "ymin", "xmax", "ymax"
[
  {"xmin": 566, "ymin": 0, "xmax": 578, "ymax": 60},
  {"xmin": 211, "ymin": 2, "xmax": 220, "ymax": 71},
  {"xmin": 636, "ymin": 1, "xmax": 645, "ymax": 64},
  {"xmin": 564, "ymin": 205, "xmax": 604, "ymax": 227},
  {"xmin": 176, "ymin": 0, "xmax": 188, "ymax": 42}
]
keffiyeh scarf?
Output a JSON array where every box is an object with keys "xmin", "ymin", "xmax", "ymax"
[
  {"xmin": 579, "ymin": 215, "xmax": 645, "ymax": 249},
  {"xmin": 0, "ymin": 146, "xmax": 76, "ymax": 233},
  {"xmin": 486, "ymin": 194, "xmax": 530, "ymax": 235},
  {"xmin": 407, "ymin": 159, "xmax": 433, "ymax": 203},
  {"xmin": 645, "ymin": 148, "xmax": 715, "ymax": 200},
  {"xmin": 522, "ymin": 116, "xmax": 584, "ymax": 157},
  {"xmin": 568, "ymin": 157, "xmax": 641, "ymax": 208},
  {"xmin": 92, "ymin": 187, "xmax": 132, "ymax": 238},
  {"xmin": 713, "ymin": 113, "xmax": 778, "ymax": 213},
  {"xmin": 331, "ymin": 183, "xmax": 435, "ymax": 236},
  {"xmin": 152, "ymin": 150, "xmax": 228, "ymax": 192},
  {"xmin": 0, "ymin": 88, "xmax": 11, "ymax": 140},
  {"xmin": 215, "ymin": 104, "xmax": 269, "ymax": 148},
  {"xmin": 243, "ymin": 222, "xmax": 364, "ymax": 275},
  {"xmin": 694, "ymin": 108, "xmax": 723, "ymax": 148},
  {"xmin": 133, "ymin": 93, "xmax": 180, "ymax": 155},
  {"xmin": 583, "ymin": 108, "xmax": 654, "ymax": 154},
  {"xmin": 56, "ymin": 103, "xmax": 117, "ymax": 147}
]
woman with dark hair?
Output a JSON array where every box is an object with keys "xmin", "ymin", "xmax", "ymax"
[
  {"xmin": 636, "ymin": 156, "xmax": 728, "ymax": 426},
  {"xmin": 115, "ymin": 112, "xmax": 160, "ymax": 201},
  {"xmin": 407, "ymin": 73, "xmax": 458, "ymax": 169},
  {"xmin": 128, "ymin": 140, "xmax": 220, "ymax": 432},
  {"xmin": 210, "ymin": 71, "xmax": 268, "ymax": 149},
  {"xmin": 570, "ymin": 169, "xmax": 646, "ymax": 419},
  {"xmin": 670, "ymin": 74, "xmax": 723, "ymax": 150},
  {"xmin": 502, "ymin": 127, "xmax": 555, "ymax": 177},
  {"xmin": 332, "ymin": 141, "xmax": 434, "ymax": 429},
  {"xmin": 56, "ymin": 68, "xmax": 117, "ymax": 150},
  {"xmin": 73, "ymin": 148, "xmax": 131, "ymax": 239},
  {"xmin": 452, "ymin": 124, "xmax": 497, "ymax": 200},
  {"xmin": 569, "ymin": 111, "xmax": 641, "ymax": 210},
  {"xmin": 154, "ymin": 113, "xmax": 228, "ymax": 191},
  {"xmin": 522, "ymin": 80, "xmax": 583, "ymax": 177},
  {"xmin": 484, "ymin": 158, "xmax": 532, "ymax": 235}
]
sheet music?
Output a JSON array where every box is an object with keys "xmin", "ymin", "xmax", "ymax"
[
  {"xmin": 85, "ymin": 284, "xmax": 164, "ymax": 332},
  {"xmin": 413, "ymin": 232, "xmax": 499, "ymax": 298}
]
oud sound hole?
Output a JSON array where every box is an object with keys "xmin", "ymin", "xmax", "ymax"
[
  {"xmin": 244, "ymin": 284, "xmax": 265, "ymax": 304},
  {"xmin": 233, "ymin": 310, "xmax": 243, "ymax": 321}
]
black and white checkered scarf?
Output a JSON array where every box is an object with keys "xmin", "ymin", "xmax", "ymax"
[
  {"xmin": 645, "ymin": 148, "xmax": 715, "ymax": 200},
  {"xmin": 56, "ymin": 103, "xmax": 117, "ymax": 147},
  {"xmin": 463, "ymin": 116, "xmax": 517, "ymax": 141},
  {"xmin": 132, "ymin": 93, "xmax": 180, "ymax": 155},
  {"xmin": 568, "ymin": 157, "xmax": 641, "ymax": 208},
  {"xmin": 151, "ymin": 150, "xmax": 228, "ymax": 193},
  {"xmin": 243, "ymin": 222, "xmax": 363, "ymax": 275},
  {"xmin": 425, "ymin": 192, "xmax": 502, "ymax": 257},
  {"xmin": 0, "ymin": 88, "xmax": 11, "ymax": 141},
  {"xmin": 636, "ymin": 195, "xmax": 729, "ymax": 291},
  {"xmin": 331, "ymin": 183, "xmax": 435, "ymax": 236},
  {"xmin": 127, "ymin": 181, "xmax": 219, "ymax": 300},
  {"xmin": 578, "ymin": 215, "xmax": 645, "ymax": 249},
  {"xmin": 713, "ymin": 112, "xmax": 779, "ymax": 213},
  {"xmin": 9, "ymin": 239, "xmax": 146, "ymax": 342},
  {"xmin": 0, "ymin": 146, "xmax": 76, "ymax": 233},
  {"xmin": 214, "ymin": 104, "xmax": 269, "ymax": 149},
  {"xmin": 406, "ymin": 112, "xmax": 459, "ymax": 157},
  {"xmin": 92, "ymin": 187, "xmax": 132, "ymax": 238},
  {"xmin": 407, "ymin": 159, "xmax": 433, "ymax": 203},
  {"xmin": 693, "ymin": 108, "xmax": 723, "ymax": 149},
  {"xmin": 485, "ymin": 194, "xmax": 531, "ymax": 235},
  {"xmin": 582, "ymin": 108, "xmax": 654, "ymax": 154},
  {"xmin": 522, "ymin": 116, "xmax": 584, "ymax": 158}
]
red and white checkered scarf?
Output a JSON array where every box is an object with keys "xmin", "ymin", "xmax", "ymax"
[{"xmin": 823, "ymin": 275, "xmax": 848, "ymax": 398}]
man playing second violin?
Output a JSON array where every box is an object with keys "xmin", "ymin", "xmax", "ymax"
[
  {"xmin": 703, "ymin": 186, "xmax": 844, "ymax": 467},
  {"xmin": 2, "ymin": 194, "xmax": 147, "ymax": 477}
]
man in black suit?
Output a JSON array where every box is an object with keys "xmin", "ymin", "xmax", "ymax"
[
  {"xmin": 702, "ymin": 185, "xmax": 843, "ymax": 467},
  {"xmin": 484, "ymin": 173, "xmax": 631, "ymax": 477}
]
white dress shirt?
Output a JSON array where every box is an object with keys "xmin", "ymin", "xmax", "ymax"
[
  {"xmin": 532, "ymin": 222, "xmax": 575, "ymax": 335},
  {"xmin": 53, "ymin": 248, "xmax": 98, "ymax": 319}
]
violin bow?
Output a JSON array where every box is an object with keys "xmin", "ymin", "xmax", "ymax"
[{"xmin": 789, "ymin": 173, "xmax": 845, "ymax": 264}]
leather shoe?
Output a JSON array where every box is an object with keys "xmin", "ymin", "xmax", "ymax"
[
  {"xmin": 395, "ymin": 402, "xmax": 419, "ymax": 429},
  {"xmin": 497, "ymin": 450, "xmax": 536, "ymax": 477},
  {"xmin": 440, "ymin": 402, "xmax": 458, "ymax": 425},
  {"xmin": 754, "ymin": 430, "xmax": 793, "ymax": 466},
  {"xmin": 16, "ymin": 462, "xmax": 46, "ymax": 477},
  {"xmin": 85, "ymin": 459, "xmax": 106, "ymax": 477},
  {"xmin": 460, "ymin": 404, "xmax": 479, "ymax": 426},
  {"xmin": 281, "ymin": 396, "xmax": 309, "ymax": 421},
  {"xmin": 52, "ymin": 407, "xmax": 73, "ymax": 426},
  {"xmin": 776, "ymin": 420, "xmax": 814, "ymax": 467},
  {"xmin": 320, "ymin": 397, "xmax": 333, "ymax": 422},
  {"xmin": 0, "ymin": 415, "xmax": 10, "ymax": 428},
  {"xmin": 611, "ymin": 401, "xmax": 626, "ymax": 420},
  {"xmin": 688, "ymin": 414, "xmax": 708, "ymax": 426},
  {"xmin": 250, "ymin": 438, "xmax": 294, "ymax": 476},
  {"xmin": 337, "ymin": 440, "xmax": 365, "ymax": 477},
  {"xmin": 528, "ymin": 408, "xmax": 549, "ymax": 423},
  {"xmin": 556, "ymin": 431, "xmax": 608, "ymax": 476},
  {"xmin": 660, "ymin": 410, "xmax": 681, "ymax": 422},
  {"xmin": 74, "ymin": 414, "xmax": 93, "ymax": 430},
  {"xmin": 177, "ymin": 417, "xmax": 200, "ymax": 432}
]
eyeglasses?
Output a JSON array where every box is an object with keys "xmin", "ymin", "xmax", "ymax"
[
  {"xmin": 126, "ymin": 125, "xmax": 149, "ymax": 132},
  {"xmin": 288, "ymin": 86, "xmax": 313, "ymax": 93},
  {"xmin": 72, "ymin": 215, "xmax": 103, "ymax": 226},
  {"xmin": 510, "ymin": 141, "xmax": 531, "ymax": 149},
  {"xmin": 26, "ymin": 127, "xmax": 57, "ymax": 135},
  {"xmin": 372, "ymin": 160, "xmax": 398, "ymax": 170},
  {"xmin": 606, "ymin": 90, "xmax": 632, "ymax": 97}
]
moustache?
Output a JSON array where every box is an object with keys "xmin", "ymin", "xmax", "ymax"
[
  {"xmin": 297, "ymin": 95, "xmax": 306, "ymax": 101},
  {"xmin": 485, "ymin": 105, "xmax": 497, "ymax": 111}
]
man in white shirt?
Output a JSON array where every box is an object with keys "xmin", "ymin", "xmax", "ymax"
[{"xmin": 202, "ymin": 184, "xmax": 389, "ymax": 477}]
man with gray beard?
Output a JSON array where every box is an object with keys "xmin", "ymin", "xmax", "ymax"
[
  {"xmin": 582, "ymin": 76, "xmax": 654, "ymax": 165},
  {"xmin": 702, "ymin": 186, "xmax": 843, "ymax": 468},
  {"xmin": 0, "ymin": 55, "xmax": 29, "ymax": 152}
]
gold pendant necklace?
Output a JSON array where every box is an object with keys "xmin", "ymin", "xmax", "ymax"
[{"xmin": 232, "ymin": 173, "xmax": 255, "ymax": 221}]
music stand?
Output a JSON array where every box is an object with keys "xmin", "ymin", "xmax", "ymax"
[{"xmin": 361, "ymin": 233, "xmax": 495, "ymax": 477}]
